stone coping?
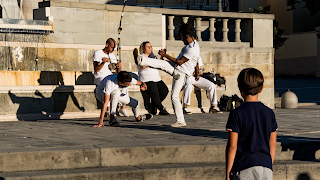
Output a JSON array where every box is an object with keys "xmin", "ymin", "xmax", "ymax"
[{"xmin": 50, "ymin": 0, "xmax": 274, "ymax": 20}]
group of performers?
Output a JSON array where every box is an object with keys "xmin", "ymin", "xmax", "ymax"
[{"xmin": 93, "ymin": 22, "xmax": 222, "ymax": 128}]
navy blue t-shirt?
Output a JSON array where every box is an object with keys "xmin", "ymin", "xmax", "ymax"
[{"xmin": 226, "ymin": 102, "xmax": 278, "ymax": 172}]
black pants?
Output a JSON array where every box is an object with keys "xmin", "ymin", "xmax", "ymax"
[{"xmin": 141, "ymin": 80, "xmax": 168, "ymax": 113}]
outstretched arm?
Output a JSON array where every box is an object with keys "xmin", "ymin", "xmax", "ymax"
[
  {"xmin": 93, "ymin": 93, "xmax": 110, "ymax": 128},
  {"xmin": 159, "ymin": 49, "xmax": 188, "ymax": 66}
]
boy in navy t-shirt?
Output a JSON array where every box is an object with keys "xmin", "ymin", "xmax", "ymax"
[{"xmin": 226, "ymin": 68, "xmax": 278, "ymax": 180}]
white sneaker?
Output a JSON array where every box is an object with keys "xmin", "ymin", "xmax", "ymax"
[
  {"xmin": 170, "ymin": 122, "xmax": 187, "ymax": 127},
  {"xmin": 183, "ymin": 107, "xmax": 192, "ymax": 114},
  {"xmin": 119, "ymin": 108, "xmax": 129, "ymax": 117}
]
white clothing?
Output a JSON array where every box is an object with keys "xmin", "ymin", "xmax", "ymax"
[
  {"xmin": 175, "ymin": 40, "xmax": 200, "ymax": 76},
  {"xmin": 171, "ymin": 69, "xmax": 188, "ymax": 123},
  {"xmin": 96, "ymin": 74, "xmax": 137, "ymax": 96},
  {"xmin": 139, "ymin": 41, "xmax": 201, "ymax": 124},
  {"xmin": 183, "ymin": 76, "xmax": 217, "ymax": 106},
  {"xmin": 183, "ymin": 57, "xmax": 217, "ymax": 106},
  {"xmin": 95, "ymin": 74, "xmax": 139, "ymax": 117},
  {"xmin": 93, "ymin": 49, "xmax": 117, "ymax": 85},
  {"xmin": 137, "ymin": 54, "xmax": 162, "ymax": 82}
]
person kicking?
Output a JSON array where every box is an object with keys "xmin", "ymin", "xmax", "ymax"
[
  {"xmin": 134, "ymin": 22, "xmax": 200, "ymax": 128},
  {"xmin": 93, "ymin": 71, "xmax": 153, "ymax": 127}
]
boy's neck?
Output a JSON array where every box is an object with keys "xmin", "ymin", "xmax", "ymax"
[{"xmin": 243, "ymin": 94, "xmax": 260, "ymax": 102}]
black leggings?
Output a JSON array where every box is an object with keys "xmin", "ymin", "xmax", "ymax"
[{"xmin": 141, "ymin": 80, "xmax": 168, "ymax": 111}]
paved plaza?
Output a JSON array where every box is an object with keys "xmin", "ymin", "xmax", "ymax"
[{"xmin": 0, "ymin": 105, "xmax": 319, "ymax": 153}]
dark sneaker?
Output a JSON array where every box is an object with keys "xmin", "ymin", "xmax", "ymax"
[
  {"xmin": 159, "ymin": 108, "xmax": 170, "ymax": 115},
  {"xmin": 109, "ymin": 118, "xmax": 120, "ymax": 126},
  {"xmin": 209, "ymin": 107, "xmax": 223, "ymax": 113},
  {"xmin": 136, "ymin": 114, "xmax": 153, "ymax": 122},
  {"xmin": 183, "ymin": 107, "xmax": 192, "ymax": 114}
]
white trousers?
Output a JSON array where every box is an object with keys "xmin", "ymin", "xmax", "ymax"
[
  {"xmin": 140, "ymin": 56, "xmax": 186, "ymax": 123},
  {"xmin": 96, "ymin": 88, "xmax": 139, "ymax": 117},
  {"xmin": 140, "ymin": 56, "xmax": 175, "ymax": 75},
  {"xmin": 183, "ymin": 76, "xmax": 217, "ymax": 106}
]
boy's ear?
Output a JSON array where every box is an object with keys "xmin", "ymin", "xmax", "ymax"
[{"xmin": 259, "ymin": 85, "xmax": 264, "ymax": 93}]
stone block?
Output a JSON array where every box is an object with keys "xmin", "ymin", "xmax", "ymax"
[
  {"xmin": 51, "ymin": 7, "xmax": 70, "ymax": 21},
  {"xmin": 53, "ymin": 20, "xmax": 71, "ymax": 32},
  {"xmin": 235, "ymin": 52, "xmax": 250, "ymax": 64},
  {"xmin": 135, "ymin": 36, "xmax": 163, "ymax": 47},
  {"xmin": 45, "ymin": 48, "xmax": 64, "ymax": 62},
  {"xmin": 259, "ymin": 88, "xmax": 274, "ymax": 108},
  {"xmin": 119, "ymin": 35, "xmax": 136, "ymax": 46},
  {"xmin": 73, "ymin": 32, "xmax": 105, "ymax": 45},
  {"xmin": 134, "ymin": 13, "xmax": 162, "ymax": 26},
  {"xmin": 257, "ymin": 64, "xmax": 274, "ymax": 77},
  {"xmin": 64, "ymin": 48, "xmax": 79, "ymax": 62},
  {"xmin": 253, "ymin": 37, "xmax": 273, "ymax": 48},
  {"xmin": 285, "ymin": 162, "xmax": 320, "ymax": 180},
  {"xmin": 122, "ymin": 24, "xmax": 148, "ymax": 36},
  {"xmin": 147, "ymin": 26, "xmax": 162, "ymax": 36},
  {"xmin": 105, "ymin": 23, "xmax": 118, "ymax": 35},
  {"xmin": 105, "ymin": 11, "xmax": 121, "ymax": 24},
  {"xmin": 50, "ymin": 31, "xmax": 74, "ymax": 44},
  {"xmin": 70, "ymin": 21, "xmax": 85, "ymax": 33},
  {"xmin": 84, "ymin": 21, "xmax": 105, "ymax": 34},
  {"xmin": 250, "ymin": 53, "xmax": 273, "ymax": 64},
  {"xmin": 263, "ymin": 77, "xmax": 274, "ymax": 89},
  {"xmin": 253, "ymin": 19, "xmax": 273, "ymax": 30},
  {"xmin": 229, "ymin": 64, "xmax": 251, "ymax": 77},
  {"xmin": 122, "ymin": 12, "xmax": 136, "ymax": 25},
  {"xmin": 214, "ymin": 64, "xmax": 231, "ymax": 77}
]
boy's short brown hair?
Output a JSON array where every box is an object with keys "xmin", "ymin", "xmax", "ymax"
[
  {"xmin": 117, "ymin": 71, "xmax": 132, "ymax": 83},
  {"xmin": 237, "ymin": 68, "xmax": 264, "ymax": 95}
]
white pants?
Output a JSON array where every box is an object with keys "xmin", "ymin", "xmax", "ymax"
[
  {"xmin": 231, "ymin": 166, "xmax": 273, "ymax": 180},
  {"xmin": 140, "ymin": 56, "xmax": 186, "ymax": 123},
  {"xmin": 96, "ymin": 88, "xmax": 139, "ymax": 118},
  {"xmin": 183, "ymin": 76, "xmax": 218, "ymax": 106},
  {"xmin": 140, "ymin": 56, "xmax": 175, "ymax": 75}
]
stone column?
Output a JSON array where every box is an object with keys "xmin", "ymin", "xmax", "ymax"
[
  {"xmin": 168, "ymin": 16, "xmax": 175, "ymax": 41},
  {"xmin": 196, "ymin": 17, "xmax": 202, "ymax": 42},
  {"xmin": 182, "ymin": 17, "xmax": 189, "ymax": 23},
  {"xmin": 222, "ymin": 19, "xmax": 229, "ymax": 42},
  {"xmin": 235, "ymin": 19, "xmax": 241, "ymax": 42},
  {"xmin": 209, "ymin": 18, "xmax": 216, "ymax": 42}
]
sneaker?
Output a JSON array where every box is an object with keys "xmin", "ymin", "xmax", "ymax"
[
  {"xmin": 183, "ymin": 107, "xmax": 192, "ymax": 114},
  {"xmin": 170, "ymin": 122, "xmax": 187, "ymax": 127},
  {"xmin": 109, "ymin": 118, "xmax": 120, "ymax": 127},
  {"xmin": 133, "ymin": 48, "xmax": 142, "ymax": 65},
  {"xmin": 158, "ymin": 108, "xmax": 170, "ymax": 115},
  {"xmin": 209, "ymin": 107, "xmax": 223, "ymax": 113},
  {"xmin": 119, "ymin": 108, "xmax": 129, "ymax": 117},
  {"xmin": 136, "ymin": 114, "xmax": 153, "ymax": 122}
]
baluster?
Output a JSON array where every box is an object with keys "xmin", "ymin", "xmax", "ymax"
[
  {"xmin": 209, "ymin": 18, "xmax": 216, "ymax": 42},
  {"xmin": 182, "ymin": 17, "xmax": 189, "ymax": 23},
  {"xmin": 195, "ymin": 17, "xmax": 202, "ymax": 42},
  {"xmin": 168, "ymin": 16, "xmax": 175, "ymax": 40},
  {"xmin": 222, "ymin": 19, "xmax": 229, "ymax": 42},
  {"xmin": 235, "ymin": 19, "xmax": 241, "ymax": 42}
]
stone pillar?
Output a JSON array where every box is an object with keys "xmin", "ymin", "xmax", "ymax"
[
  {"xmin": 222, "ymin": 19, "xmax": 229, "ymax": 42},
  {"xmin": 235, "ymin": 19, "xmax": 241, "ymax": 42},
  {"xmin": 209, "ymin": 18, "xmax": 216, "ymax": 42},
  {"xmin": 168, "ymin": 16, "xmax": 175, "ymax": 41},
  {"xmin": 182, "ymin": 17, "xmax": 189, "ymax": 23},
  {"xmin": 195, "ymin": 17, "xmax": 202, "ymax": 42},
  {"xmin": 252, "ymin": 19, "xmax": 273, "ymax": 47}
]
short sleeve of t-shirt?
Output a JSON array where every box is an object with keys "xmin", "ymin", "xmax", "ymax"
[
  {"xmin": 226, "ymin": 110, "xmax": 241, "ymax": 133},
  {"xmin": 131, "ymin": 78, "xmax": 137, "ymax": 85}
]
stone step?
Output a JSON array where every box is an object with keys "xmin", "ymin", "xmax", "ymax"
[
  {"xmin": 1, "ymin": 141, "xmax": 319, "ymax": 173},
  {"xmin": 0, "ymin": 161, "xmax": 319, "ymax": 180}
]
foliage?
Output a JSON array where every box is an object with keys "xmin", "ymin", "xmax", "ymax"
[
  {"xmin": 286, "ymin": 0, "xmax": 320, "ymax": 16},
  {"xmin": 250, "ymin": 6, "xmax": 288, "ymax": 50}
]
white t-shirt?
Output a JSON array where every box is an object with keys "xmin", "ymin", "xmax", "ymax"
[
  {"xmin": 175, "ymin": 40, "xmax": 200, "ymax": 76},
  {"xmin": 93, "ymin": 49, "xmax": 117, "ymax": 84},
  {"xmin": 97, "ymin": 74, "xmax": 137, "ymax": 95},
  {"xmin": 137, "ymin": 54, "xmax": 162, "ymax": 83}
]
